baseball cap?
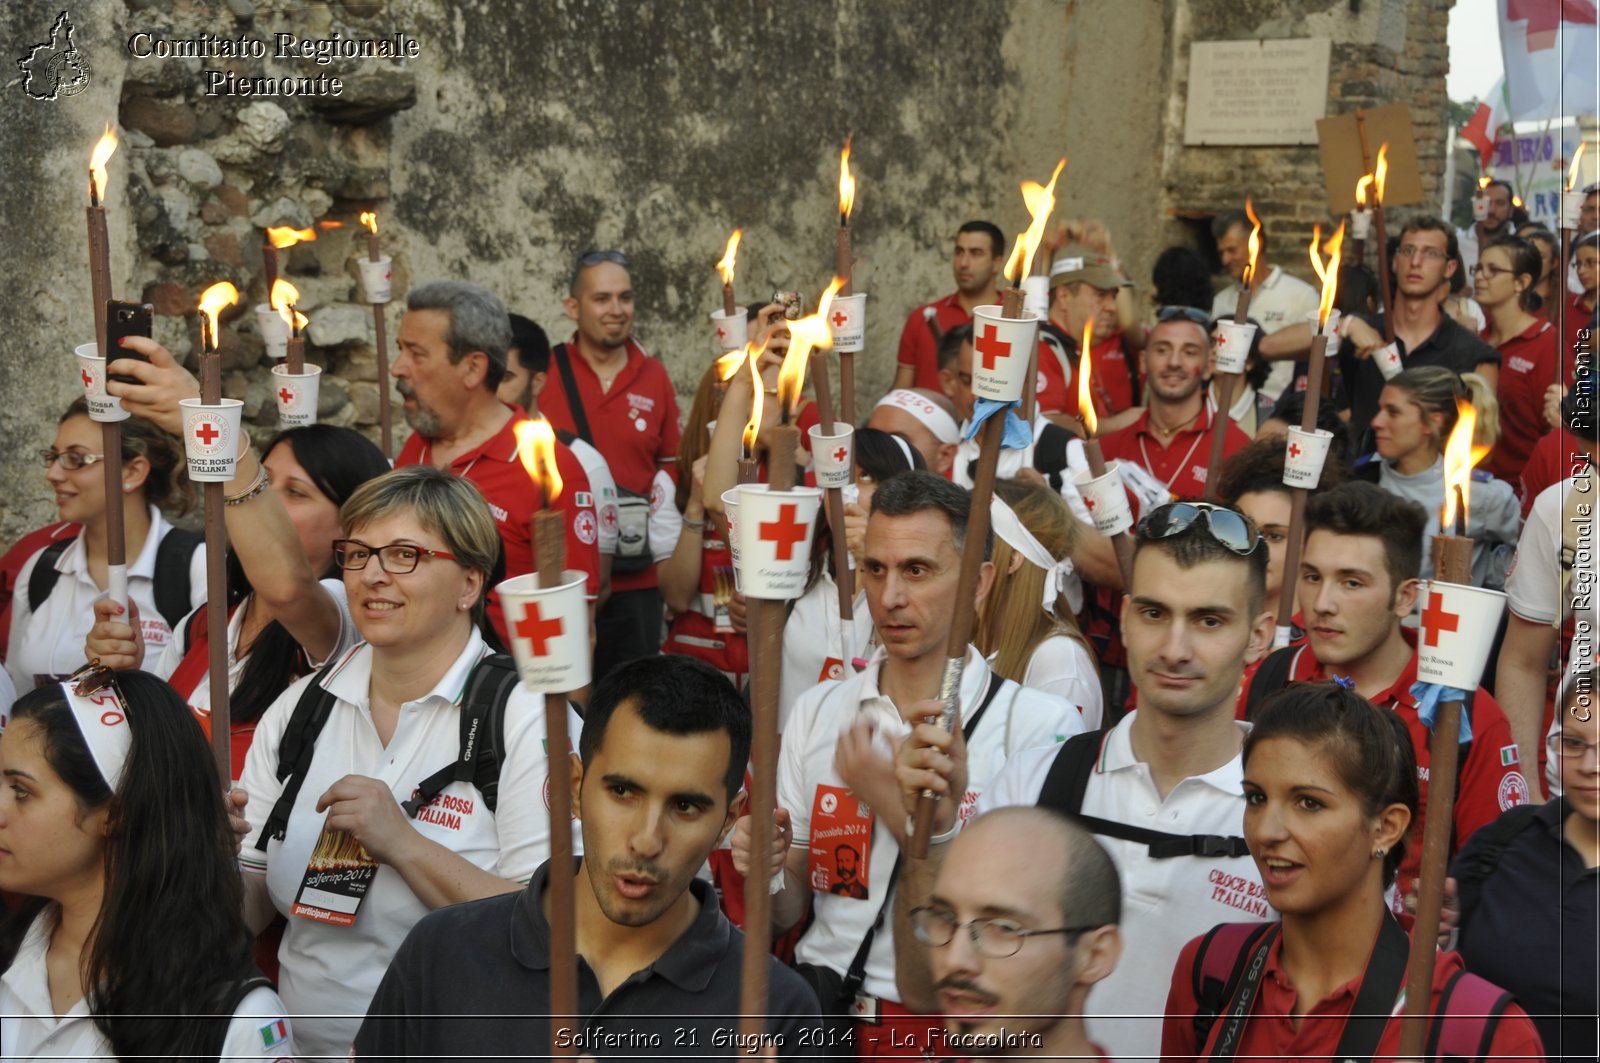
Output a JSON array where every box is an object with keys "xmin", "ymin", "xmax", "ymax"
[{"xmin": 1049, "ymin": 244, "xmax": 1131, "ymax": 290}]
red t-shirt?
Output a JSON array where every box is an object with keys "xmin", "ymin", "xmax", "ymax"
[
  {"xmin": 540, "ymin": 338, "xmax": 682, "ymax": 593},
  {"xmin": 1235, "ymin": 633, "xmax": 1532, "ymax": 902},
  {"xmin": 1098, "ymin": 404, "xmax": 1252, "ymax": 501},
  {"xmin": 896, "ymin": 291, "xmax": 1062, "ymax": 408},
  {"xmin": 1567, "ymin": 290, "xmax": 1596, "ymax": 370},
  {"xmin": 661, "ymin": 520, "xmax": 748, "ymax": 682},
  {"xmin": 1519, "ymin": 426, "xmax": 1592, "ymax": 515},
  {"xmin": 1161, "ymin": 929, "xmax": 1544, "ymax": 1062},
  {"xmin": 1049, "ymin": 327, "xmax": 1140, "ymax": 423},
  {"xmin": 1484, "ymin": 316, "xmax": 1563, "ymax": 483},
  {"xmin": 396, "ymin": 405, "xmax": 600, "ymax": 646}
]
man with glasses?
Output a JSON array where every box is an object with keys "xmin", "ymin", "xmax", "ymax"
[
  {"xmin": 1338, "ymin": 216, "xmax": 1501, "ymax": 445},
  {"xmin": 1210, "ymin": 208, "xmax": 1320, "ymax": 403},
  {"xmin": 892, "ymin": 500, "xmax": 1272, "ymax": 1061},
  {"xmin": 540, "ymin": 250, "xmax": 683, "ymax": 681},
  {"xmin": 1457, "ymin": 178, "xmax": 1517, "ymax": 275},
  {"xmin": 910, "ymin": 807, "xmax": 1122, "ymax": 1063}
]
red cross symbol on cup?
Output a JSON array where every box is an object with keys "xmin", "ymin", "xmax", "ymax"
[
  {"xmin": 715, "ymin": 326, "xmax": 727, "ymax": 340},
  {"xmin": 515, "ymin": 600, "xmax": 565, "ymax": 656},
  {"xmin": 194, "ymin": 421, "xmax": 221, "ymax": 446},
  {"xmin": 831, "ymin": 310, "xmax": 849, "ymax": 328},
  {"xmin": 278, "ymin": 387, "xmax": 295, "ymax": 406},
  {"xmin": 1288, "ymin": 442, "xmax": 1302, "ymax": 459},
  {"xmin": 1084, "ymin": 495, "xmax": 1097, "ymax": 511},
  {"xmin": 1420, "ymin": 590, "xmax": 1460, "ymax": 647},
  {"xmin": 81, "ymin": 368, "xmax": 94, "ymax": 389},
  {"xmin": 832, "ymin": 446, "xmax": 848, "ymax": 464},
  {"xmin": 975, "ymin": 323, "xmax": 1013, "ymax": 370},
  {"xmin": 757, "ymin": 502, "xmax": 808, "ymax": 561}
]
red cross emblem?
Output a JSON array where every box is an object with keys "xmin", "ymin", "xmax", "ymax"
[
  {"xmin": 81, "ymin": 369, "xmax": 94, "ymax": 388},
  {"xmin": 1420, "ymin": 590, "xmax": 1461, "ymax": 647},
  {"xmin": 1084, "ymin": 496, "xmax": 1097, "ymax": 511},
  {"xmin": 757, "ymin": 502, "xmax": 809, "ymax": 560},
  {"xmin": 831, "ymin": 310, "xmax": 849, "ymax": 328},
  {"xmin": 514, "ymin": 601, "xmax": 565, "ymax": 656},
  {"xmin": 832, "ymin": 446, "xmax": 848, "ymax": 463},
  {"xmin": 1288, "ymin": 442, "xmax": 1302, "ymax": 459},
  {"xmin": 715, "ymin": 326, "xmax": 727, "ymax": 340},
  {"xmin": 278, "ymin": 387, "xmax": 295, "ymax": 405},
  {"xmin": 975, "ymin": 323, "xmax": 1014, "ymax": 371},
  {"xmin": 194, "ymin": 421, "xmax": 221, "ymax": 446}
]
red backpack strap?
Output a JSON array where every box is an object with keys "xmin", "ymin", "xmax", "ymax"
[
  {"xmin": 167, "ymin": 603, "xmax": 212, "ymax": 709},
  {"xmin": 1424, "ymin": 969, "xmax": 1513, "ymax": 1062}
]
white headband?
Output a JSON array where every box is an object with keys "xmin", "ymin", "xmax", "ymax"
[
  {"xmin": 874, "ymin": 390, "xmax": 961, "ymax": 445},
  {"xmin": 61, "ymin": 679, "xmax": 132, "ymax": 791},
  {"xmin": 990, "ymin": 497, "xmax": 1074, "ymax": 610}
]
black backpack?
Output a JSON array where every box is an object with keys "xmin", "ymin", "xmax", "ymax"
[
  {"xmin": 26, "ymin": 527, "xmax": 202, "ymax": 630},
  {"xmin": 253, "ymin": 652, "xmax": 524, "ymax": 852}
]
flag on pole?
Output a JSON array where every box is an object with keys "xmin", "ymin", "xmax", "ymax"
[
  {"xmin": 1498, "ymin": 0, "xmax": 1599, "ymax": 121},
  {"xmin": 1460, "ymin": 77, "xmax": 1513, "ymax": 169}
]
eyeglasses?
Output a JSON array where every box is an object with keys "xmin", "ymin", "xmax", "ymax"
[
  {"xmin": 1548, "ymin": 733, "xmax": 1600, "ymax": 760},
  {"xmin": 40, "ymin": 449, "xmax": 106, "ymax": 471},
  {"xmin": 333, "ymin": 539, "xmax": 458, "ymax": 574},
  {"xmin": 1138, "ymin": 501, "xmax": 1261, "ymax": 556},
  {"xmin": 1469, "ymin": 263, "xmax": 1513, "ymax": 278},
  {"xmin": 1156, "ymin": 305, "xmax": 1212, "ymax": 326},
  {"xmin": 1396, "ymin": 244, "xmax": 1449, "ymax": 262},
  {"xmin": 909, "ymin": 906, "xmax": 1098, "ymax": 959}
]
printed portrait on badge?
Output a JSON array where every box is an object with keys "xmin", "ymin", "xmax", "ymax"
[{"xmin": 808, "ymin": 783, "xmax": 873, "ymax": 899}]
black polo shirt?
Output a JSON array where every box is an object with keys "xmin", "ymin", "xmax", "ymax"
[
  {"xmin": 353, "ymin": 861, "xmax": 823, "ymax": 1061},
  {"xmin": 1341, "ymin": 310, "xmax": 1501, "ymax": 443},
  {"xmin": 1452, "ymin": 797, "xmax": 1598, "ymax": 1061}
]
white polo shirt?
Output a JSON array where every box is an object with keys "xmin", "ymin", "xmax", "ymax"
[
  {"xmin": 568, "ymin": 436, "xmax": 620, "ymax": 556},
  {"xmin": 778, "ymin": 647, "xmax": 1084, "ymax": 1002},
  {"xmin": 1211, "ymin": 264, "xmax": 1321, "ymax": 399},
  {"xmin": 0, "ymin": 907, "xmax": 293, "ymax": 1060},
  {"xmin": 238, "ymin": 630, "xmax": 580, "ymax": 1061},
  {"xmin": 1019, "ymin": 633, "xmax": 1103, "ymax": 729},
  {"xmin": 5, "ymin": 507, "xmax": 207, "ymax": 693},
  {"xmin": 977, "ymin": 714, "xmax": 1263, "ymax": 1063},
  {"xmin": 779, "ymin": 571, "xmax": 874, "ymax": 729}
]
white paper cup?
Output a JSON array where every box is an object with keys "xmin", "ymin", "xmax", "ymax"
[
  {"xmin": 178, "ymin": 398, "xmax": 244, "ymax": 482},
  {"xmin": 74, "ymin": 342, "xmax": 130, "ymax": 423},
  {"xmin": 1212, "ymin": 321, "xmax": 1257, "ymax": 375},
  {"xmin": 720, "ymin": 485, "xmax": 757, "ymax": 592},
  {"xmin": 1070, "ymin": 461, "xmax": 1134, "ymax": 536},
  {"xmin": 828, "ymin": 293, "xmax": 867, "ymax": 353},
  {"xmin": 1561, "ymin": 190, "xmax": 1585, "ymax": 230},
  {"xmin": 1349, "ymin": 209, "xmax": 1373, "ymax": 241},
  {"xmin": 1416, "ymin": 581, "xmax": 1507, "ymax": 688},
  {"xmin": 736, "ymin": 485, "xmax": 822, "ymax": 600},
  {"xmin": 969, "ymin": 305, "xmax": 1041, "ymax": 403},
  {"xmin": 1282, "ymin": 427, "xmax": 1334, "ymax": 488},
  {"xmin": 272, "ymin": 364, "xmax": 323, "ymax": 427},
  {"xmin": 1374, "ymin": 341, "xmax": 1404, "ymax": 380},
  {"xmin": 1472, "ymin": 194, "xmax": 1489, "ymax": 222},
  {"xmin": 809, "ymin": 424, "xmax": 854, "ymax": 488},
  {"xmin": 710, "ymin": 307, "xmax": 748, "ymax": 352},
  {"xmin": 256, "ymin": 303, "xmax": 289, "ymax": 360},
  {"xmin": 1021, "ymin": 276, "xmax": 1050, "ymax": 319},
  {"xmin": 496, "ymin": 570, "xmax": 591, "ymax": 693},
  {"xmin": 1306, "ymin": 309, "xmax": 1341, "ymax": 339},
  {"xmin": 357, "ymin": 256, "xmax": 393, "ymax": 303}
]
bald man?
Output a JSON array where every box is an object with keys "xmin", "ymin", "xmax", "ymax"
[
  {"xmin": 868, "ymin": 388, "xmax": 961, "ymax": 476},
  {"xmin": 903, "ymin": 808, "xmax": 1122, "ymax": 1063}
]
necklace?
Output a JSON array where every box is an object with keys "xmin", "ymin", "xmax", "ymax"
[{"xmin": 1147, "ymin": 404, "xmax": 1202, "ymax": 439}]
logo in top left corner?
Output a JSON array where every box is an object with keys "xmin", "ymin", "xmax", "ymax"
[{"xmin": 17, "ymin": 11, "xmax": 92, "ymax": 101}]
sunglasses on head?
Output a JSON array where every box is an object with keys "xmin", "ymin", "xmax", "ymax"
[
  {"xmin": 576, "ymin": 249, "xmax": 630, "ymax": 270},
  {"xmin": 1155, "ymin": 305, "xmax": 1212, "ymax": 327},
  {"xmin": 1138, "ymin": 501, "xmax": 1261, "ymax": 555},
  {"xmin": 68, "ymin": 659, "xmax": 122, "ymax": 699}
]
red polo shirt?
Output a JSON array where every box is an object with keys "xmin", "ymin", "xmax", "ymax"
[
  {"xmin": 896, "ymin": 291, "xmax": 1065, "ymax": 410},
  {"xmin": 396, "ymin": 405, "xmax": 600, "ymax": 646},
  {"xmin": 1162, "ymin": 931, "xmax": 1544, "ymax": 1062},
  {"xmin": 1484, "ymin": 316, "xmax": 1563, "ymax": 483},
  {"xmin": 1098, "ymin": 403, "xmax": 1251, "ymax": 501},
  {"xmin": 1235, "ymin": 632, "xmax": 1531, "ymax": 903},
  {"xmin": 541, "ymin": 338, "xmax": 683, "ymax": 593}
]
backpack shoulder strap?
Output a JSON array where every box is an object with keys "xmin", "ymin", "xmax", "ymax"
[
  {"xmin": 1036, "ymin": 729, "xmax": 1108, "ymax": 816},
  {"xmin": 253, "ymin": 663, "xmax": 344, "ymax": 852},
  {"xmin": 1424, "ymin": 969, "xmax": 1513, "ymax": 1062},
  {"xmin": 1246, "ymin": 645, "xmax": 1301, "ymax": 722},
  {"xmin": 25, "ymin": 537, "xmax": 76, "ymax": 614},
  {"xmin": 402, "ymin": 652, "xmax": 521, "ymax": 818},
  {"xmin": 1190, "ymin": 922, "xmax": 1278, "ymax": 1054},
  {"xmin": 1455, "ymin": 802, "xmax": 1542, "ymax": 923},
  {"xmin": 196, "ymin": 970, "xmax": 275, "ymax": 1062},
  {"xmin": 153, "ymin": 527, "xmax": 204, "ymax": 630},
  {"xmin": 552, "ymin": 344, "xmax": 594, "ymax": 445}
]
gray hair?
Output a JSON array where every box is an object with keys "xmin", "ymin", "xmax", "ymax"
[{"xmin": 406, "ymin": 280, "xmax": 511, "ymax": 390}]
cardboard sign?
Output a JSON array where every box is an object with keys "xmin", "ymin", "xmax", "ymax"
[
  {"xmin": 1316, "ymin": 103, "xmax": 1424, "ymax": 213},
  {"xmin": 808, "ymin": 784, "xmax": 873, "ymax": 899}
]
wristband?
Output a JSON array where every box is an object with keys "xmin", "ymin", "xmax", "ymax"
[{"xmin": 906, "ymin": 812, "xmax": 962, "ymax": 847}]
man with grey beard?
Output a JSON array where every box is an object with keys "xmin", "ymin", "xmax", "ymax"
[{"xmin": 394, "ymin": 280, "xmax": 602, "ymax": 652}]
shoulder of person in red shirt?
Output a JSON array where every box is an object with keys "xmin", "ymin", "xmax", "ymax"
[
  {"xmin": 0, "ymin": 520, "xmax": 79, "ymax": 657},
  {"xmin": 1517, "ymin": 427, "xmax": 1582, "ymax": 515},
  {"xmin": 896, "ymin": 292, "xmax": 972, "ymax": 391}
]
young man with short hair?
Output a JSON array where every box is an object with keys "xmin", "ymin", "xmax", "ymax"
[
  {"xmin": 1210, "ymin": 208, "xmax": 1320, "ymax": 400},
  {"xmin": 895, "ymin": 222, "xmax": 1008, "ymax": 391},
  {"xmin": 1457, "ymin": 177, "xmax": 1517, "ymax": 274}
]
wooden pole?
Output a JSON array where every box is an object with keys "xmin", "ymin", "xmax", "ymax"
[
  {"xmin": 1373, "ymin": 202, "xmax": 1397, "ymax": 344},
  {"xmin": 199, "ymin": 332, "xmax": 231, "ymax": 783},
  {"xmin": 1272, "ymin": 332, "xmax": 1330, "ymax": 641},
  {"xmin": 87, "ymin": 193, "xmax": 128, "ymax": 609},
  {"xmin": 367, "ymin": 231, "xmax": 393, "ymax": 458}
]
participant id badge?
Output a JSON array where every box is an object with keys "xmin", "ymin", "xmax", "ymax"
[
  {"xmin": 808, "ymin": 784, "xmax": 873, "ymax": 900},
  {"xmin": 291, "ymin": 815, "xmax": 379, "ymax": 926}
]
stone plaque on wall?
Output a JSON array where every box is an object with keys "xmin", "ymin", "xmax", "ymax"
[{"xmin": 1184, "ymin": 38, "xmax": 1331, "ymax": 146}]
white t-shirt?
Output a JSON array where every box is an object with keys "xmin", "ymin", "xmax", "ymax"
[
  {"xmin": 0, "ymin": 908, "xmax": 293, "ymax": 1061},
  {"xmin": 1211, "ymin": 264, "xmax": 1321, "ymax": 399},
  {"xmin": 1505, "ymin": 475, "xmax": 1595, "ymax": 632},
  {"xmin": 568, "ymin": 436, "xmax": 620, "ymax": 556},
  {"xmin": 1018, "ymin": 633, "xmax": 1104, "ymax": 729},
  {"xmin": 238, "ymin": 630, "xmax": 581, "ymax": 1061},
  {"xmin": 778, "ymin": 647, "xmax": 1084, "ymax": 1002},
  {"xmin": 779, "ymin": 571, "xmax": 875, "ymax": 730},
  {"xmin": 978, "ymin": 715, "xmax": 1263, "ymax": 1063},
  {"xmin": 6, "ymin": 507, "xmax": 207, "ymax": 693}
]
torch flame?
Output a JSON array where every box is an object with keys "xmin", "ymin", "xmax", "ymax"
[
  {"xmin": 360, "ymin": 211, "xmax": 379, "ymax": 235},
  {"xmin": 716, "ymin": 229, "xmax": 741, "ymax": 287},
  {"xmin": 270, "ymin": 279, "xmax": 308, "ymax": 331},
  {"xmin": 266, "ymin": 226, "xmax": 317, "ymax": 249},
  {"xmin": 1440, "ymin": 399, "xmax": 1492, "ymax": 531},
  {"xmin": 89, "ymin": 124, "xmax": 118, "ymax": 204},
  {"xmin": 775, "ymin": 278, "xmax": 843, "ymax": 416},
  {"xmin": 1373, "ymin": 143, "xmax": 1390, "ymax": 204},
  {"xmin": 839, "ymin": 137, "xmax": 856, "ymax": 223},
  {"xmin": 1355, "ymin": 174, "xmax": 1373, "ymax": 210},
  {"xmin": 1309, "ymin": 222, "xmax": 1345, "ymax": 330},
  {"xmin": 1004, "ymin": 158, "xmax": 1067, "ymax": 284},
  {"xmin": 317, "ymin": 220, "xmax": 345, "ymax": 231},
  {"xmin": 1077, "ymin": 322, "xmax": 1097, "ymax": 438},
  {"xmin": 713, "ymin": 346, "xmax": 745, "ymax": 383},
  {"xmin": 1477, "ymin": 175, "xmax": 1492, "ymax": 190},
  {"xmin": 514, "ymin": 417, "xmax": 564, "ymax": 504},
  {"xmin": 1569, "ymin": 142, "xmax": 1588, "ymax": 191},
  {"xmin": 1243, "ymin": 198, "xmax": 1263, "ymax": 288},
  {"xmin": 742, "ymin": 343, "xmax": 763, "ymax": 459},
  {"xmin": 198, "ymin": 282, "xmax": 240, "ymax": 349}
]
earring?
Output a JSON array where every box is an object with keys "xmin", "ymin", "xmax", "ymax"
[{"xmin": 1373, "ymin": 847, "xmax": 1386, "ymax": 859}]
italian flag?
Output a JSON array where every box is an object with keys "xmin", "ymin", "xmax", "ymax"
[{"xmin": 259, "ymin": 1018, "xmax": 289, "ymax": 1048}]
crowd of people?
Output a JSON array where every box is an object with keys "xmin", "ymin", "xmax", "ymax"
[{"xmin": 0, "ymin": 186, "xmax": 1595, "ymax": 1062}]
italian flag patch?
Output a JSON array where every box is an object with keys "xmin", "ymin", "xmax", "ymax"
[
  {"xmin": 1500, "ymin": 744, "xmax": 1519, "ymax": 767},
  {"xmin": 259, "ymin": 1018, "xmax": 289, "ymax": 1049}
]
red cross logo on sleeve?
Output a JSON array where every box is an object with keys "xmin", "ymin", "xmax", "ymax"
[
  {"xmin": 278, "ymin": 387, "xmax": 295, "ymax": 405},
  {"xmin": 81, "ymin": 369, "xmax": 94, "ymax": 388},
  {"xmin": 1420, "ymin": 590, "xmax": 1460, "ymax": 647},
  {"xmin": 1288, "ymin": 442, "xmax": 1302, "ymax": 459},
  {"xmin": 832, "ymin": 446, "xmax": 848, "ymax": 463},
  {"xmin": 975, "ymin": 324, "xmax": 1014, "ymax": 370},
  {"xmin": 194, "ymin": 422, "xmax": 220, "ymax": 446},
  {"xmin": 757, "ymin": 503, "xmax": 809, "ymax": 560},
  {"xmin": 831, "ymin": 310, "xmax": 849, "ymax": 328},
  {"xmin": 515, "ymin": 601, "xmax": 565, "ymax": 656}
]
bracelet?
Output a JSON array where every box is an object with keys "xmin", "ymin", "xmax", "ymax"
[
  {"xmin": 905, "ymin": 812, "xmax": 962, "ymax": 847},
  {"xmin": 682, "ymin": 517, "xmax": 708, "ymax": 533},
  {"xmin": 224, "ymin": 465, "xmax": 269, "ymax": 506}
]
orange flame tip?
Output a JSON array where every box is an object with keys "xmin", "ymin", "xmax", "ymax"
[
  {"xmin": 713, "ymin": 346, "xmax": 744, "ymax": 383},
  {"xmin": 1355, "ymin": 174, "xmax": 1373, "ymax": 210},
  {"xmin": 742, "ymin": 343, "xmax": 763, "ymax": 458},
  {"xmin": 839, "ymin": 137, "xmax": 856, "ymax": 223},
  {"xmin": 716, "ymin": 230, "xmax": 741, "ymax": 287},
  {"xmin": 1373, "ymin": 144, "xmax": 1390, "ymax": 204},
  {"xmin": 1477, "ymin": 175, "xmax": 1492, "ymax": 190},
  {"xmin": 89, "ymin": 124, "xmax": 118, "ymax": 203},
  {"xmin": 776, "ymin": 278, "xmax": 844, "ymax": 415},
  {"xmin": 1244, "ymin": 198, "xmax": 1263, "ymax": 287},
  {"xmin": 1005, "ymin": 158, "xmax": 1067, "ymax": 284},
  {"xmin": 359, "ymin": 211, "xmax": 379, "ymax": 235},
  {"xmin": 266, "ymin": 225, "xmax": 317, "ymax": 249},
  {"xmin": 1077, "ymin": 322, "xmax": 1097, "ymax": 437},
  {"xmin": 1569, "ymin": 143, "xmax": 1588, "ymax": 191},
  {"xmin": 269, "ymin": 278, "xmax": 308, "ymax": 331},
  {"xmin": 1308, "ymin": 223, "xmax": 1345, "ymax": 330},
  {"xmin": 198, "ymin": 282, "xmax": 240, "ymax": 348},
  {"xmin": 1440, "ymin": 399, "xmax": 1491, "ymax": 530},
  {"xmin": 514, "ymin": 417, "xmax": 564, "ymax": 504}
]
